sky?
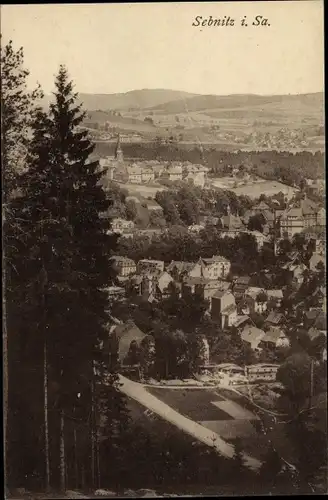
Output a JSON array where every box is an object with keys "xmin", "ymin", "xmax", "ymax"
[{"xmin": 1, "ymin": 1, "xmax": 324, "ymax": 96}]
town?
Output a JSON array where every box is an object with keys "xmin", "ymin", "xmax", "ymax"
[{"xmin": 99, "ymin": 135, "xmax": 326, "ymax": 385}]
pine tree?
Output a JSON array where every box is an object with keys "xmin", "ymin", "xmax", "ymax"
[
  {"xmin": 14, "ymin": 65, "xmax": 127, "ymax": 491},
  {"xmin": 1, "ymin": 38, "xmax": 43, "ymax": 490}
]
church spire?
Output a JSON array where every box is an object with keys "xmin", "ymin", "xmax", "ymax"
[{"xmin": 114, "ymin": 133, "xmax": 123, "ymax": 163}]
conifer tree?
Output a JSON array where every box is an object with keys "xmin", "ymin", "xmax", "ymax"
[
  {"xmin": 13, "ymin": 65, "xmax": 129, "ymax": 491},
  {"xmin": 1, "ymin": 38, "xmax": 43, "ymax": 490}
]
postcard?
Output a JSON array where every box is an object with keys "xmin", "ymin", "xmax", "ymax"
[{"xmin": 1, "ymin": 1, "xmax": 326, "ymax": 497}]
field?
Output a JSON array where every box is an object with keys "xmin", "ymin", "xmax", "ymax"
[
  {"xmin": 210, "ymin": 177, "xmax": 298, "ymax": 199},
  {"xmin": 145, "ymin": 386, "xmax": 266, "ymax": 458},
  {"xmin": 117, "ymin": 182, "xmax": 167, "ymax": 199}
]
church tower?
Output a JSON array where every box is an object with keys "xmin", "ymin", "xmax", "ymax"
[{"xmin": 114, "ymin": 133, "xmax": 124, "ymax": 163}]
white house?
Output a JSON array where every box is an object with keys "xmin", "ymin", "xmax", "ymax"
[{"xmin": 199, "ymin": 256, "xmax": 231, "ymax": 280}]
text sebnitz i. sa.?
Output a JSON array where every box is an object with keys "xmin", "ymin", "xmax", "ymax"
[{"xmin": 192, "ymin": 15, "xmax": 270, "ymax": 28}]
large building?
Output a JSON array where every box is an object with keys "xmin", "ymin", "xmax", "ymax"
[
  {"xmin": 127, "ymin": 164, "xmax": 155, "ymax": 184},
  {"xmin": 275, "ymin": 197, "xmax": 323, "ymax": 239},
  {"xmin": 99, "ymin": 134, "xmax": 125, "ymax": 182}
]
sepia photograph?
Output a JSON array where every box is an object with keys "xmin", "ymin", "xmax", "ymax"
[{"xmin": 1, "ymin": 1, "xmax": 326, "ymax": 498}]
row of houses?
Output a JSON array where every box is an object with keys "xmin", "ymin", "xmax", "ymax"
[
  {"xmin": 221, "ymin": 198, "xmax": 325, "ymax": 240},
  {"xmin": 276, "ymin": 197, "xmax": 326, "ymax": 238},
  {"xmin": 100, "ymin": 140, "xmax": 210, "ymax": 187}
]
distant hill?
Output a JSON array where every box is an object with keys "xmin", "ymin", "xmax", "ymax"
[
  {"xmin": 40, "ymin": 89, "xmax": 323, "ymax": 118},
  {"xmin": 39, "ymin": 89, "xmax": 324, "ymax": 151},
  {"xmin": 146, "ymin": 92, "xmax": 324, "ymax": 115},
  {"xmin": 40, "ymin": 89, "xmax": 199, "ymax": 111}
]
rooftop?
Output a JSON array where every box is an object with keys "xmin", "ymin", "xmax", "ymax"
[
  {"xmin": 253, "ymin": 201, "xmax": 271, "ymax": 211},
  {"xmin": 265, "ymin": 311, "xmax": 285, "ymax": 325},
  {"xmin": 262, "ymin": 327, "xmax": 285, "ymax": 344},
  {"xmin": 110, "ymin": 255, "xmax": 136, "ymax": 264},
  {"xmin": 241, "ymin": 326, "xmax": 265, "ymax": 345},
  {"xmin": 201, "ymin": 255, "xmax": 230, "ymax": 265},
  {"xmin": 266, "ymin": 289, "xmax": 284, "ymax": 299},
  {"xmin": 221, "ymin": 215, "xmax": 245, "ymax": 231},
  {"xmin": 167, "ymin": 261, "xmax": 196, "ymax": 273}
]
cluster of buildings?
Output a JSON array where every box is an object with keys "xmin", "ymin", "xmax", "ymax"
[
  {"xmin": 275, "ymin": 197, "xmax": 325, "ymax": 239},
  {"xmin": 99, "ymin": 135, "xmax": 210, "ymax": 188},
  {"xmin": 100, "ymin": 137, "xmax": 326, "ymax": 380},
  {"xmin": 106, "ymin": 239, "xmax": 326, "ymax": 365}
]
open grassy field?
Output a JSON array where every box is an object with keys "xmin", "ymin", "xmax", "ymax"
[
  {"xmin": 210, "ymin": 176, "xmax": 298, "ymax": 199},
  {"xmin": 117, "ymin": 182, "xmax": 167, "ymax": 199}
]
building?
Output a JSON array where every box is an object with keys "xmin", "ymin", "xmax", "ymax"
[
  {"xmin": 304, "ymin": 233, "xmax": 325, "ymax": 256},
  {"xmin": 135, "ymin": 229, "xmax": 163, "ymax": 240},
  {"xmin": 105, "ymin": 286, "xmax": 126, "ymax": 301},
  {"xmin": 114, "ymin": 133, "xmax": 124, "ymax": 163},
  {"xmin": 276, "ymin": 207, "xmax": 305, "ymax": 238},
  {"xmin": 220, "ymin": 214, "xmax": 246, "ymax": 233},
  {"xmin": 219, "ymin": 229, "xmax": 269, "ymax": 249},
  {"xmin": 110, "ymin": 256, "xmax": 136, "ymax": 277},
  {"xmin": 240, "ymin": 326, "xmax": 265, "ymax": 351},
  {"xmin": 199, "ymin": 255, "xmax": 231, "ymax": 279},
  {"xmin": 211, "ymin": 291, "xmax": 237, "ymax": 328},
  {"xmin": 166, "ymin": 261, "xmax": 201, "ymax": 282},
  {"xmin": 183, "ymin": 165, "xmax": 209, "ymax": 188},
  {"xmin": 99, "ymin": 134, "xmax": 124, "ymax": 182},
  {"xmin": 127, "ymin": 164, "xmax": 155, "ymax": 184},
  {"xmin": 199, "ymin": 215, "xmax": 220, "ymax": 226},
  {"xmin": 301, "ymin": 197, "xmax": 320, "ymax": 229},
  {"xmin": 99, "ymin": 157, "xmax": 117, "ymax": 180},
  {"xmin": 245, "ymin": 364, "xmax": 279, "ymax": 382},
  {"xmin": 245, "ymin": 230, "xmax": 270, "ymax": 250},
  {"xmin": 266, "ymin": 289, "xmax": 284, "ymax": 309},
  {"xmin": 282, "ymin": 262, "xmax": 307, "ymax": 284},
  {"xmin": 184, "ymin": 171, "xmax": 206, "ymax": 188},
  {"xmin": 232, "ymin": 276, "xmax": 252, "ymax": 301},
  {"xmin": 264, "ymin": 311, "xmax": 286, "ymax": 328},
  {"xmin": 109, "ymin": 320, "xmax": 146, "ymax": 364},
  {"xmin": 139, "ymin": 270, "xmax": 174, "ymax": 301},
  {"xmin": 188, "ymin": 224, "xmax": 205, "ymax": 234},
  {"xmin": 316, "ymin": 207, "xmax": 326, "ymax": 228},
  {"xmin": 111, "ymin": 218, "xmax": 135, "ymax": 234},
  {"xmin": 182, "ymin": 278, "xmax": 230, "ymax": 305},
  {"xmin": 137, "ymin": 259, "xmax": 165, "ymax": 274},
  {"xmin": 275, "ymin": 197, "xmax": 320, "ymax": 239},
  {"xmin": 162, "ymin": 164, "xmax": 183, "ymax": 182},
  {"xmin": 243, "ymin": 202, "xmax": 274, "ymax": 230},
  {"xmin": 309, "ymin": 253, "xmax": 325, "ymax": 272},
  {"xmin": 243, "ymin": 287, "xmax": 268, "ymax": 315},
  {"xmin": 260, "ymin": 327, "xmax": 290, "ymax": 349},
  {"xmin": 307, "ymin": 327, "xmax": 326, "ymax": 342}
]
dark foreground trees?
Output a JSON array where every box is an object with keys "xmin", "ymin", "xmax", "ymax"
[{"xmin": 5, "ymin": 59, "xmax": 129, "ymax": 492}]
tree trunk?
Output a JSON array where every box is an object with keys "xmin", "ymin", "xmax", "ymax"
[
  {"xmin": 3, "ymin": 308, "xmax": 8, "ymax": 478},
  {"xmin": 91, "ymin": 368, "xmax": 95, "ymax": 490},
  {"xmin": 44, "ymin": 339, "xmax": 50, "ymax": 491},
  {"xmin": 81, "ymin": 463, "xmax": 85, "ymax": 492},
  {"xmin": 74, "ymin": 426, "xmax": 78, "ymax": 490},
  {"xmin": 60, "ymin": 409, "xmax": 65, "ymax": 493},
  {"xmin": 96, "ymin": 431, "xmax": 100, "ymax": 489},
  {"xmin": 309, "ymin": 358, "xmax": 314, "ymax": 409}
]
